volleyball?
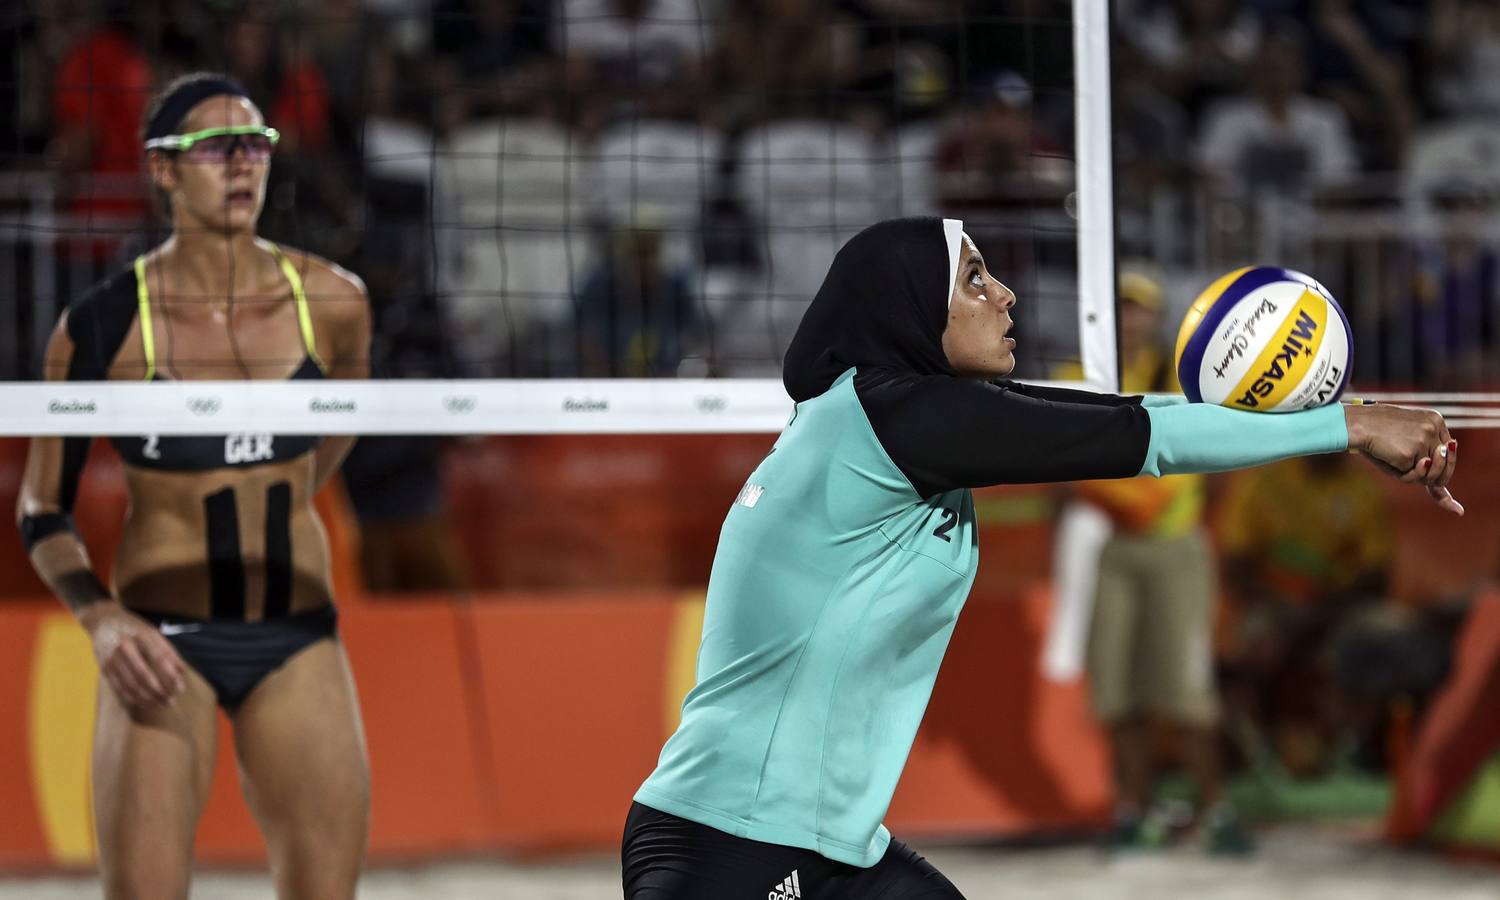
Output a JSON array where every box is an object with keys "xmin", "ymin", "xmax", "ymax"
[{"xmin": 1174, "ymin": 266, "xmax": 1353, "ymax": 412}]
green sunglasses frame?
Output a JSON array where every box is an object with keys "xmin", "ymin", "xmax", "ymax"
[{"xmin": 144, "ymin": 125, "xmax": 281, "ymax": 154}]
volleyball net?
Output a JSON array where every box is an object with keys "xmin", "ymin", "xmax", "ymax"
[
  {"xmin": 0, "ymin": 0, "xmax": 1130, "ymax": 436},
  {"xmin": 4, "ymin": 1, "xmax": 1499, "ymax": 434}
]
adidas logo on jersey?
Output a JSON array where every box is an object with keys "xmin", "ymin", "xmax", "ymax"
[
  {"xmin": 736, "ymin": 484, "xmax": 765, "ymax": 508},
  {"xmin": 767, "ymin": 869, "xmax": 801, "ymax": 900}
]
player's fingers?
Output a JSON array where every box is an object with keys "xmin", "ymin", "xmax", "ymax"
[
  {"xmin": 1359, "ymin": 451, "xmax": 1404, "ymax": 479},
  {"xmin": 1424, "ymin": 442, "xmax": 1451, "ymax": 486},
  {"xmin": 1399, "ymin": 458, "xmax": 1430, "ymax": 484},
  {"xmin": 142, "ymin": 630, "xmax": 187, "ymax": 679},
  {"xmin": 1429, "ymin": 484, "xmax": 1465, "ymax": 517},
  {"xmin": 119, "ymin": 638, "xmax": 170, "ymax": 704},
  {"xmin": 1434, "ymin": 414, "xmax": 1454, "ymax": 450},
  {"xmin": 142, "ymin": 636, "xmax": 186, "ymax": 698},
  {"xmin": 1438, "ymin": 440, "xmax": 1458, "ymax": 488},
  {"xmin": 101, "ymin": 657, "xmax": 147, "ymax": 708}
]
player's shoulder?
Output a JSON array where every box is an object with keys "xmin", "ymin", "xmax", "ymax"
[
  {"xmin": 272, "ymin": 243, "xmax": 369, "ymax": 330},
  {"xmin": 274, "ymin": 244, "xmax": 368, "ymax": 300},
  {"xmin": 68, "ymin": 263, "xmax": 138, "ymax": 316},
  {"xmin": 53, "ymin": 262, "xmax": 141, "ymax": 378},
  {"xmin": 63, "ymin": 263, "xmax": 139, "ymax": 340}
]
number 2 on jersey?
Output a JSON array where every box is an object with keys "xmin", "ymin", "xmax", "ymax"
[{"xmin": 932, "ymin": 507, "xmax": 958, "ymax": 542}]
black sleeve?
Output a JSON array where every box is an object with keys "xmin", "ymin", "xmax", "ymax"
[
  {"xmin": 63, "ymin": 268, "xmax": 138, "ymax": 381},
  {"xmin": 994, "ymin": 380, "xmax": 1145, "ymax": 408},
  {"xmin": 855, "ymin": 370, "xmax": 1152, "ymax": 498},
  {"xmin": 47, "ymin": 271, "xmax": 135, "ymax": 512}
]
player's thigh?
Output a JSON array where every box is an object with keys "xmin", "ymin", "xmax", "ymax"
[
  {"xmin": 93, "ymin": 667, "xmax": 219, "ymax": 900},
  {"xmin": 848, "ymin": 838, "xmax": 967, "ymax": 899},
  {"xmin": 232, "ymin": 638, "xmax": 370, "ymax": 890}
]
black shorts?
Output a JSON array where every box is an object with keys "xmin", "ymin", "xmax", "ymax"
[
  {"xmin": 137, "ymin": 605, "xmax": 338, "ymax": 711},
  {"xmin": 622, "ymin": 803, "xmax": 966, "ymax": 900}
]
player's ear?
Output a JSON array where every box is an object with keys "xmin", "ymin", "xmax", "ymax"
[{"xmin": 147, "ymin": 151, "xmax": 177, "ymax": 194}]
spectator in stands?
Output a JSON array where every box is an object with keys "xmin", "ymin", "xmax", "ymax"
[
  {"xmin": 310, "ymin": 0, "xmax": 372, "ymax": 149},
  {"xmin": 1300, "ymin": 0, "xmax": 1416, "ymax": 172},
  {"xmin": 574, "ymin": 220, "xmax": 705, "ymax": 377},
  {"xmin": 714, "ymin": 0, "xmax": 865, "ymax": 127},
  {"xmin": 1058, "ymin": 271, "xmax": 1250, "ymax": 854},
  {"xmin": 1396, "ymin": 175, "xmax": 1500, "ymax": 386},
  {"xmin": 342, "ymin": 436, "xmax": 470, "ymax": 593},
  {"xmin": 1425, "ymin": 0, "xmax": 1500, "ymax": 118},
  {"xmin": 226, "ymin": 5, "xmax": 334, "ymax": 156},
  {"xmin": 1217, "ymin": 453, "xmax": 1393, "ymax": 776},
  {"xmin": 47, "ymin": 0, "xmax": 153, "ymax": 261},
  {"xmin": 3, "ymin": 3, "xmax": 53, "ymax": 159},
  {"xmin": 1113, "ymin": 34, "xmax": 1193, "ymax": 258},
  {"xmin": 558, "ymin": 0, "xmax": 706, "ymax": 136},
  {"xmin": 1120, "ymin": 0, "xmax": 1263, "ymax": 126},
  {"xmin": 429, "ymin": 0, "xmax": 554, "ymax": 131},
  {"xmin": 932, "ymin": 70, "xmax": 1070, "ymax": 211},
  {"xmin": 226, "ymin": 4, "xmax": 357, "ymax": 261},
  {"xmin": 1197, "ymin": 23, "xmax": 1357, "ymax": 199},
  {"xmin": 834, "ymin": 0, "xmax": 962, "ymax": 125}
]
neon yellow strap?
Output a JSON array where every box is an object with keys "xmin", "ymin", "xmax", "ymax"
[
  {"xmin": 133, "ymin": 256, "xmax": 155, "ymax": 381},
  {"xmin": 268, "ymin": 244, "xmax": 326, "ymax": 373}
]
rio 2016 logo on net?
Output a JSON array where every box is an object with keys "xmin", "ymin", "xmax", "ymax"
[
  {"xmin": 694, "ymin": 394, "xmax": 728, "ymax": 414},
  {"xmin": 47, "ymin": 399, "xmax": 97, "ymax": 415}
]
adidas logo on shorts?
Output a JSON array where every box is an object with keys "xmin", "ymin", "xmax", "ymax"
[{"xmin": 768, "ymin": 869, "xmax": 802, "ymax": 900}]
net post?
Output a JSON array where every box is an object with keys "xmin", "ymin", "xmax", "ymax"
[{"xmin": 1072, "ymin": 0, "xmax": 1119, "ymax": 393}]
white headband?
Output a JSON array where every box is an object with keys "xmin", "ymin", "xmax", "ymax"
[{"xmin": 943, "ymin": 218, "xmax": 964, "ymax": 308}]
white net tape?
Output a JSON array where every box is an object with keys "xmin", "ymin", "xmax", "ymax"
[{"xmin": 11, "ymin": 382, "xmax": 1497, "ymax": 437}]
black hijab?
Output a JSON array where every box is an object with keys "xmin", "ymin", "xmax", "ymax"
[{"xmin": 783, "ymin": 217, "xmax": 964, "ymax": 402}]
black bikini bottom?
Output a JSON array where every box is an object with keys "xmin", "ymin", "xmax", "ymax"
[{"xmin": 135, "ymin": 605, "xmax": 339, "ymax": 711}]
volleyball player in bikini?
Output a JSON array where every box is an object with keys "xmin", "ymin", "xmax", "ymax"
[
  {"xmin": 623, "ymin": 217, "xmax": 1461, "ymax": 898},
  {"xmin": 18, "ymin": 74, "xmax": 371, "ymax": 899}
]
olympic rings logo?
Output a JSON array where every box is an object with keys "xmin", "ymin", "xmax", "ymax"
[
  {"xmin": 444, "ymin": 395, "xmax": 478, "ymax": 413},
  {"xmin": 186, "ymin": 397, "xmax": 222, "ymax": 416}
]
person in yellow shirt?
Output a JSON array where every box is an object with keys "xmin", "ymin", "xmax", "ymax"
[
  {"xmin": 1057, "ymin": 269, "xmax": 1247, "ymax": 854},
  {"xmin": 1217, "ymin": 453, "xmax": 1393, "ymax": 776}
]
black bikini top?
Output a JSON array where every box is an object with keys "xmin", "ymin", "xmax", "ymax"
[{"xmin": 107, "ymin": 245, "xmax": 329, "ymax": 472}]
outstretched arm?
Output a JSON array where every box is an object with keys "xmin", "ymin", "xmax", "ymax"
[{"xmin": 858, "ymin": 371, "xmax": 1461, "ymax": 513}]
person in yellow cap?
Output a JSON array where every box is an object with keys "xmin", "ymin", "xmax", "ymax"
[{"xmin": 1055, "ymin": 268, "xmax": 1250, "ymax": 854}]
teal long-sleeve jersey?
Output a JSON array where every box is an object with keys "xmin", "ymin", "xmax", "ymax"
[{"xmin": 636, "ymin": 367, "xmax": 1348, "ymax": 866}]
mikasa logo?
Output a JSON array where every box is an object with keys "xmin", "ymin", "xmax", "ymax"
[{"xmin": 1233, "ymin": 310, "xmax": 1318, "ymax": 409}]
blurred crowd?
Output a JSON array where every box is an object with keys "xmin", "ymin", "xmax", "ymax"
[{"xmin": 3, "ymin": 0, "xmax": 1498, "ymax": 383}]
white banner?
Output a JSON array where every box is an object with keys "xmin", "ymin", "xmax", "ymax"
[{"xmin": 0, "ymin": 379, "xmax": 798, "ymax": 436}]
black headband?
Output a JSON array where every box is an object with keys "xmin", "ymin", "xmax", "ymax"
[{"xmin": 145, "ymin": 77, "xmax": 252, "ymax": 142}]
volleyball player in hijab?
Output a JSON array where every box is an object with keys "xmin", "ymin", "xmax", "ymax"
[
  {"xmin": 622, "ymin": 217, "xmax": 1460, "ymax": 899},
  {"xmin": 17, "ymin": 74, "xmax": 371, "ymax": 898}
]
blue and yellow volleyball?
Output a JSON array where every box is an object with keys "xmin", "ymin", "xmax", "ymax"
[{"xmin": 1173, "ymin": 266, "xmax": 1353, "ymax": 412}]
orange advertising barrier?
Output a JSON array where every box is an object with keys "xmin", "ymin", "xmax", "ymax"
[{"xmin": 0, "ymin": 586, "xmax": 1109, "ymax": 869}]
